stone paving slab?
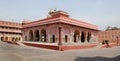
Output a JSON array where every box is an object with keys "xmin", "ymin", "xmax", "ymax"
[
  {"xmin": 0, "ymin": 53, "xmax": 23, "ymax": 61},
  {"xmin": 0, "ymin": 42, "xmax": 120, "ymax": 61}
]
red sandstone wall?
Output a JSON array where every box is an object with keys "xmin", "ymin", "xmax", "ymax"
[
  {"xmin": 61, "ymin": 45, "xmax": 97, "ymax": 50},
  {"xmin": 98, "ymin": 30, "xmax": 120, "ymax": 44},
  {"xmin": 23, "ymin": 42, "xmax": 59, "ymax": 50},
  {"xmin": 23, "ymin": 22, "xmax": 98, "ymax": 43},
  {"xmin": 23, "ymin": 42, "xmax": 98, "ymax": 51}
]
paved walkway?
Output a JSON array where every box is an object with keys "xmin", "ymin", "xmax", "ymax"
[{"xmin": 0, "ymin": 41, "xmax": 120, "ymax": 61}]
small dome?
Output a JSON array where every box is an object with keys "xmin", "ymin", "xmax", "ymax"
[{"xmin": 48, "ymin": 9, "xmax": 57, "ymax": 14}]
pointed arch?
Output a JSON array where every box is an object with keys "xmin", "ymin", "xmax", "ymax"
[
  {"xmin": 74, "ymin": 30, "xmax": 80, "ymax": 42},
  {"xmin": 87, "ymin": 32, "xmax": 92, "ymax": 42},
  {"xmin": 34, "ymin": 29, "xmax": 39, "ymax": 41},
  {"xmin": 5, "ymin": 36, "xmax": 8, "ymax": 41},
  {"xmin": 29, "ymin": 30, "xmax": 33, "ymax": 41},
  {"xmin": 81, "ymin": 31, "xmax": 85, "ymax": 43}
]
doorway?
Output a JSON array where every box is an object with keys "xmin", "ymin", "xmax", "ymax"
[
  {"xmin": 52, "ymin": 35, "xmax": 55, "ymax": 43},
  {"xmin": 65, "ymin": 35, "xmax": 68, "ymax": 42}
]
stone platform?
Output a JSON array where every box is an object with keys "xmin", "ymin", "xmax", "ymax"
[
  {"xmin": 22, "ymin": 41, "xmax": 98, "ymax": 51},
  {"xmin": 4, "ymin": 41, "xmax": 118, "ymax": 51}
]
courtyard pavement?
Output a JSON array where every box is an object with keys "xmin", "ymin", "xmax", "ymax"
[{"xmin": 0, "ymin": 41, "xmax": 120, "ymax": 61}]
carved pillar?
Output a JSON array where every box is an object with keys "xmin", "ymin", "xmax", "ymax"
[
  {"xmin": 95, "ymin": 34, "xmax": 98, "ymax": 43},
  {"xmin": 89, "ymin": 33, "xmax": 92, "ymax": 43},
  {"xmin": 47, "ymin": 34, "xmax": 50, "ymax": 43},
  {"xmin": 85, "ymin": 32, "xmax": 88, "ymax": 43},
  {"xmin": 32, "ymin": 30, "xmax": 34, "ymax": 41},
  {"xmin": 58, "ymin": 26, "xmax": 62, "ymax": 45},
  {"xmin": 33, "ymin": 34, "xmax": 36, "ymax": 41},
  {"xmin": 70, "ymin": 26, "xmax": 72, "ymax": 42},
  {"xmin": 39, "ymin": 35, "xmax": 41, "ymax": 42},
  {"xmin": 77, "ymin": 35, "xmax": 79, "ymax": 42},
  {"xmin": 92, "ymin": 34, "xmax": 95, "ymax": 43},
  {"xmin": 76, "ymin": 35, "xmax": 78, "ymax": 42},
  {"xmin": 79, "ymin": 33, "xmax": 81, "ymax": 43},
  {"xmin": 39, "ymin": 30, "xmax": 41, "ymax": 42},
  {"xmin": 3, "ymin": 33, "xmax": 5, "ymax": 41}
]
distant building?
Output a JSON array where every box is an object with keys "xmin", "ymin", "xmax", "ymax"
[
  {"xmin": 0, "ymin": 20, "xmax": 22, "ymax": 41},
  {"xmin": 98, "ymin": 29, "xmax": 120, "ymax": 45},
  {"xmin": 22, "ymin": 10, "xmax": 99, "ymax": 45}
]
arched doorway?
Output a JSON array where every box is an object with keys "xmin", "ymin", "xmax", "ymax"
[
  {"xmin": 19, "ymin": 37, "xmax": 21, "ymax": 41},
  {"xmin": 41, "ymin": 29, "xmax": 46, "ymax": 42},
  {"xmin": 25, "ymin": 36, "xmax": 27, "ymax": 41},
  {"xmin": 1, "ymin": 37, "xmax": 4, "ymax": 41},
  {"xmin": 5, "ymin": 37, "xmax": 8, "ymax": 41},
  {"xmin": 81, "ymin": 32, "xmax": 85, "ymax": 43},
  {"xmin": 74, "ymin": 30, "xmax": 80, "ymax": 42},
  {"xmin": 29, "ymin": 30, "xmax": 33, "ymax": 41},
  {"xmin": 12, "ymin": 37, "xmax": 15, "ymax": 41},
  {"xmin": 34, "ymin": 30, "xmax": 39, "ymax": 41},
  {"xmin": 52, "ymin": 35, "xmax": 55, "ymax": 43},
  {"xmin": 65, "ymin": 35, "xmax": 68, "ymax": 42},
  {"xmin": 87, "ymin": 32, "xmax": 91, "ymax": 42}
]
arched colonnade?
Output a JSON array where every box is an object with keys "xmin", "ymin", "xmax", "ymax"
[
  {"xmin": 73, "ymin": 30, "xmax": 92, "ymax": 43},
  {"xmin": 28, "ymin": 29, "xmax": 92, "ymax": 43}
]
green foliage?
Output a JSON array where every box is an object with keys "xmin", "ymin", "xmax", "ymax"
[
  {"xmin": 12, "ymin": 37, "xmax": 20, "ymax": 42},
  {"xmin": 102, "ymin": 40, "xmax": 109, "ymax": 45},
  {"xmin": 104, "ymin": 40, "xmax": 109, "ymax": 44},
  {"xmin": 15, "ymin": 37, "xmax": 19, "ymax": 42}
]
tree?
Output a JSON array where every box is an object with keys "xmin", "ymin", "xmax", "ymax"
[
  {"xmin": 105, "ymin": 26, "xmax": 119, "ymax": 31},
  {"xmin": 105, "ymin": 26, "xmax": 111, "ymax": 31},
  {"xmin": 104, "ymin": 40, "xmax": 110, "ymax": 48}
]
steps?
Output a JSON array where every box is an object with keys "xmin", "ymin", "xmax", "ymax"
[{"xmin": 17, "ymin": 42, "xmax": 26, "ymax": 46}]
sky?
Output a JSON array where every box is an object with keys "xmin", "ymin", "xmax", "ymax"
[{"xmin": 0, "ymin": 0, "xmax": 120, "ymax": 30}]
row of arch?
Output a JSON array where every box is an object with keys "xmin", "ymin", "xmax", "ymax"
[
  {"xmin": 29, "ymin": 29, "xmax": 46, "ymax": 42},
  {"xmin": 73, "ymin": 30, "xmax": 92, "ymax": 43},
  {"xmin": 28, "ymin": 29, "xmax": 92, "ymax": 43},
  {"xmin": 1, "ymin": 36, "xmax": 21, "ymax": 41}
]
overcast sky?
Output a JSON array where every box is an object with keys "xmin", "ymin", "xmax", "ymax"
[{"xmin": 0, "ymin": 0, "xmax": 120, "ymax": 30}]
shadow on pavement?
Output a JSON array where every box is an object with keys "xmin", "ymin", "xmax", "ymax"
[{"xmin": 75, "ymin": 55, "xmax": 120, "ymax": 61}]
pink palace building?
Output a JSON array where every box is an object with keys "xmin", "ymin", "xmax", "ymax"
[{"xmin": 22, "ymin": 10, "xmax": 99, "ymax": 50}]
